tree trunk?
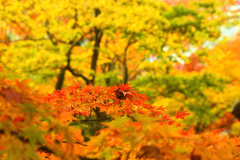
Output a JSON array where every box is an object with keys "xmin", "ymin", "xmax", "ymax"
[
  {"xmin": 90, "ymin": 9, "xmax": 103, "ymax": 85},
  {"xmin": 123, "ymin": 62, "xmax": 128, "ymax": 84},
  {"xmin": 55, "ymin": 68, "xmax": 66, "ymax": 90}
]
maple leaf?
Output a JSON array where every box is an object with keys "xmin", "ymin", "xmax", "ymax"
[
  {"xmin": 175, "ymin": 111, "xmax": 191, "ymax": 120},
  {"xmin": 65, "ymin": 81, "xmax": 81, "ymax": 91},
  {"xmin": 112, "ymin": 83, "xmax": 137, "ymax": 101},
  {"xmin": 162, "ymin": 114, "xmax": 172, "ymax": 121},
  {"xmin": 119, "ymin": 83, "xmax": 132, "ymax": 92},
  {"xmin": 176, "ymin": 123, "xmax": 182, "ymax": 127},
  {"xmin": 213, "ymin": 128, "xmax": 225, "ymax": 135}
]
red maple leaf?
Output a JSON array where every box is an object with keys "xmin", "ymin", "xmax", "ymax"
[{"xmin": 175, "ymin": 111, "xmax": 191, "ymax": 120}]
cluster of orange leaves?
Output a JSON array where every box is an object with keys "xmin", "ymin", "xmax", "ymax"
[
  {"xmin": 1, "ymin": 69, "xmax": 240, "ymax": 159},
  {"xmin": 43, "ymin": 81, "xmax": 184, "ymax": 124}
]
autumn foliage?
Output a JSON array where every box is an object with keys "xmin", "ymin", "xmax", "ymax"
[
  {"xmin": 1, "ymin": 0, "xmax": 240, "ymax": 159},
  {"xmin": 1, "ymin": 73, "xmax": 240, "ymax": 160}
]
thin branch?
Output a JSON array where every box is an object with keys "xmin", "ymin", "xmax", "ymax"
[
  {"xmin": 72, "ymin": 9, "xmax": 78, "ymax": 29},
  {"xmin": 46, "ymin": 30, "xmax": 58, "ymax": 45},
  {"xmin": 62, "ymin": 140, "xmax": 87, "ymax": 146},
  {"xmin": 46, "ymin": 30, "xmax": 79, "ymax": 45},
  {"xmin": 80, "ymin": 117, "xmax": 112, "ymax": 122}
]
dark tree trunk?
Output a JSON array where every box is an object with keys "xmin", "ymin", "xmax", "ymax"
[
  {"xmin": 55, "ymin": 68, "xmax": 66, "ymax": 90},
  {"xmin": 123, "ymin": 62, "xmax": 128, "ymax": 84},
  {"xmin": 123, "ymin": 40, "xmax": 133, "ymax": 84},
  {"xmin": 90, "ymin": 9, "xmax": 106, "ymax": 133},
  {"xmin": 90, "ymin": 9, "xmax": 103, "ymax": 85}
]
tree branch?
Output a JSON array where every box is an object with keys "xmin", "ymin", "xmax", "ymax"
[
  {"xmin": 55, "ymin": 34, "xmax": 90, "ymax": 89},
  {"xmin": 90, "ymin": 8, "xmax": 103, "ymax": 85},
  {"xmin": 80, "ymin": 117, "xmax": 112, "ymax": 122},
  {"xmin": 65, "ymin": 36, "xmax": 90, "ymax": 84},
  {"xmin": 46, "ymin": 30, "xmax": 75, "ymax": 45},
  {"xmin": 67, "ymin": 66, "xmax": 90, "ymax": 84}
]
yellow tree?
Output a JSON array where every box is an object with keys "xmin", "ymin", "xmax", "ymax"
[{"xmin": 0, "ymin": 0, "xmax": 228, "ymax": 90}]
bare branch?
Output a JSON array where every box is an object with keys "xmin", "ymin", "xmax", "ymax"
[{"xmin": 67, "ymin": 66, "xmax": 90, "ymax": 84}]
